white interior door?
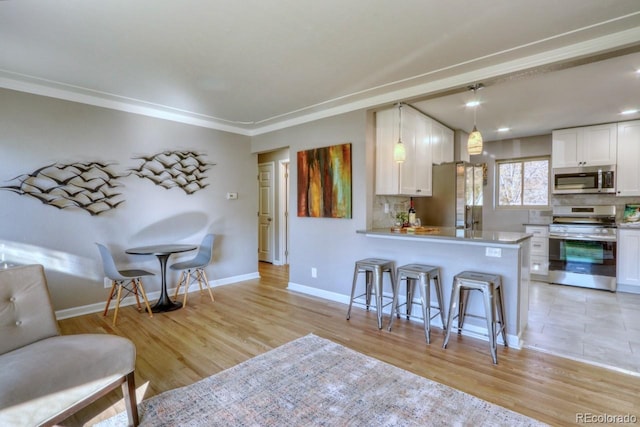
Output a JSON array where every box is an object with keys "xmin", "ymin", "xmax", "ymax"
[{"xmin": 258, "ymin": 162, "xmax": 275, "ymax": 263}]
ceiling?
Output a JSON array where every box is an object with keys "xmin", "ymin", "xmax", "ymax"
[{"xmin": 1, "ymin": 0, "xmax": 640, "ymax": 140}]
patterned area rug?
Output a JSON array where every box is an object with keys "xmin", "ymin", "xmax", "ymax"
[{"xmin": 99, "ymin": 334, "xmax": 546, "ymax": 426}]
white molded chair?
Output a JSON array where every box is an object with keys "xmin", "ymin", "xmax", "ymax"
[
  {"xmin": 0, "ymin": 264, "xmax": 139, "ymax": 426},
  {"xmin": 96, "ymin": 243, "xmax": 154, "ymax": 326},
  {"xmin": 170, "ymin": 234, "xmax": 215, "ymax": 307}
]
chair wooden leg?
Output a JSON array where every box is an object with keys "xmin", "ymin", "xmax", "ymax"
[
  {"xmin": 200, "ymin": 269, "xmax": 214, "ymax": 302},
  {"xmin": 103, "ymin": 281, "xmax": 117, "ymax": 316},
  {"xmin": 122, "ymin": 371, "xmax": 139, "ymax": 427},
  {"xmin": 174, "ymin": 271, "xmax": 185, "ymax": 299},
  {"xmin": 195, "ymin": 270, "xmax": 204, "ymax": 293},
  {"xmin": 136, "ymin": 279, "xmax": 154, "ymax": 318},
  {"xmin": 131, "ymin": 279, "xmax": 142, "ymax": 311},
  {"xmin": 113, "ymin": 284, "xmax": 123, "ymax": 326},
  {"xmin": 182, "ymin": 270, "xmax": 191, "ymax": 307}
]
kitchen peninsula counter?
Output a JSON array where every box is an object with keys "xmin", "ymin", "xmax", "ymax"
[
  {"xmin": 357, "ymin": 227, "xmax": 532, "ymax": 246},
  {"xmin": 354, "ymin": 227, "xmax": 532, "ymax": 349}
]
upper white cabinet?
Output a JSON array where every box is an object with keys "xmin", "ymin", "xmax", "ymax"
[
  {"xmin": 616, "ymin": 120, "xmax": 640, "ymax": 196},
  {"xmin": 375, "ymin": 106, "xmax": 433, "ymax": 196},
  {"xmin": 552, "ymin": 123, "xmax": 617, "ymax": 168},
  {"xmin": 431, "ymin": 120, "xmax": 454, "ymax": 165}
]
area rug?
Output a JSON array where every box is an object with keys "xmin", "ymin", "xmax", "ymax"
[{"xmin": 98, "ymin": 334, "xmax": 546, "ymax": 426}]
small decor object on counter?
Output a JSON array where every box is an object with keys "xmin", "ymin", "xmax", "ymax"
[
  {"xmin": 623, "ymin": 204, "xmax": 640, "ymax": 223},
  {"xmin": 408, "ymin": 197, "xmax": 416, "ymax": 226},
  {"xmin": 395, "ymin": 211, "xmax": 408, "ymax": 227},
  {"xmin": 406, "ymin": 226, "xmax": 439, "ymax": 234}
]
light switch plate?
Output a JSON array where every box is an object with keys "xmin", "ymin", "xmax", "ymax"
[{"xmin": 226, "ymin": 192, "xmax": 238, "ymax": 200}]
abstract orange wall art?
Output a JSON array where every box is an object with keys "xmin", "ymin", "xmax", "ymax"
[{"xmin": 297, "ymin": 143, "xmax": 351, "ymax": 218}]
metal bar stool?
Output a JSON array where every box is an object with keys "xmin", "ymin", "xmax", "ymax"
[
  {"xmin": 346, "ymin": 258, "xmax": 396, "ymax": 329},
  {"xmin": 442, "ymin": 271, "xmax": 507, "ymax": 364},
  {"xmin": 387, "ymin": 264, "xmax": 446, "ymax": 344}
]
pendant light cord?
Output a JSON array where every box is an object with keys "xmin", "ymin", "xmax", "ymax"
[{"xmin": 398, "ymin": 103, "xmax": 403, "ymax": 143}]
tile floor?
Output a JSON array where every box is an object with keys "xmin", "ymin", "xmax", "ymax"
[{"xmin": 523, "ymin": 280, "xmax": 640, "ymax": 375}]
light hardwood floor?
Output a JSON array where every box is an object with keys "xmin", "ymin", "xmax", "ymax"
[{"xmin": 60, "ymin": 263, "xmax": 640, "ymax": 426}]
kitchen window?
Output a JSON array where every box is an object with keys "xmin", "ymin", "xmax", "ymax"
[{"xmin": 496, "ymin": 157, "xmax": 549, "ymax": 208}]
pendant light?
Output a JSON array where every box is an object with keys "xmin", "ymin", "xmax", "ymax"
[
  {"xmin": 393, "ymin": 103, "xmax": 406, "ymax": 163},
  {"xmin": 467, "ymin": 84, "xmax": 483, "ymax": 156}
]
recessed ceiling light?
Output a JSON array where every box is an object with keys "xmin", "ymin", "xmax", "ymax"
[
  {"xmin": 466, "ymin": 100, "xmax": 480, "ymax": 108},
  {"xmin": 621, "ymin": 109, "xmax": 639, "ymax": 115},
  {"xmin": 497, "ymin": 127, "xmax": 510, "ymax": 132}
]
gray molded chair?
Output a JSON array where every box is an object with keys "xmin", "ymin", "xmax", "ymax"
[
  {"xmin": 0, "ymin": 264, "xmax": 139, "ymax": 426},
  {"xmin": 96, "ymin": 243, "xmax": 154, "ymax": 326},
  {"xmin": 170, "ymin": 234, "xmax": 215, "ymax": 307}
]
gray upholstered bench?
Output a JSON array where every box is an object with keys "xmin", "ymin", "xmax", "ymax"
[{"xmin": 0, "ymin": 264, "xmax": 139, "ymax": 426}]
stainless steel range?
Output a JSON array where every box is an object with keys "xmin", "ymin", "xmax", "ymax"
[{"xmin": 548, "ymin": 205, "xmax": 617, "ymax": 291}]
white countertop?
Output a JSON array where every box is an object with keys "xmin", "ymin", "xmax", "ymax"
[
  {"xmin": 617, "ymin": 222, "xmax": 640, "ymax": 229},
  {"xmin": 357, "ymin": 227, "xmax": 532, "ymax": 245}
]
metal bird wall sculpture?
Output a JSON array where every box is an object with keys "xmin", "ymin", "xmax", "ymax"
[
  {"xmin": 1, "ymin": 150, "xmax": 216, "ymax": 216},
  {"xmin": 129, "ymin": 151, "xmax": 215, "ymax": 194},
  {"xmin": 0, "ymin": 161, "xmax": 127, "ymax": 216}
]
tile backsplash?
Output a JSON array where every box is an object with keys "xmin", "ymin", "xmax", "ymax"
[
  {"xmin": 373, "ymin": 195, "xmax": 410, "ymax": 228},
  {"xmin": 527, "ymin": 209, "xmax": 552, "ymax": 225},
  {"xmin": 551, "ymin": 194, "xmax": 640, "ymax": 222},
  {"xmin": 372, "ymin": 193, "xmax": 640, "ymax": 229}
]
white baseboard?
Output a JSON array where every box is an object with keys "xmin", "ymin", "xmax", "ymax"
[
  {"xmin": 287, "ymin": 281, "xmax": 521, "ymax": 349},
  {"xmin": 55, "ymin": 271, "xmax": 260, "ymax": 320},
  {"xmin": 617, "ymin": 284, "xmax": 640, "ymax": 294}
]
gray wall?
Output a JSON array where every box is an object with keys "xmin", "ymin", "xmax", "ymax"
[
  {"xmin": 0, "ymin": 88, "xmax": 258, "ymax": 311},
  {"xmin": 252, "ymin": 110, "xmax": 373, "ymax": 294}
]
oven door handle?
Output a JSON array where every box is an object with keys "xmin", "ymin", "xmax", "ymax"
[{"xmin": 548, "ymin": 234, "xmax": 617, "ymax": 242}]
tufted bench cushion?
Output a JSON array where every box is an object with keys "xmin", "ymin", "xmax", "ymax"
[{"xmin": 0, "ymin": 264, "xmax": 138, "ymax": 426}]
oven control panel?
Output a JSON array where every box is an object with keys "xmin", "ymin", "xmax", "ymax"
[{"xmin": 549, "ymin": 224, "xmax": 617, "ymax": 241}]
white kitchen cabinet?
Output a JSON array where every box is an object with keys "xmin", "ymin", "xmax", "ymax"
[
  {"xmin": 431, "ymin": 120, "xmax": 454, "ymax": 165},
  {"xmin": 375, "ymin": 106, "xmax": 432, "ymax": 196},
  {"xmin": 552, "ymin": 123, "xmax": 617, "ymax": 168},
  {"xmin": 525, "ymin": 225, "xmax": 549, "ymax": 277},
  {"xmin": 616, "ymin": 120, "xmax": 640, "ymax": 196},
  {"xmin": 617, "ymin": 228, "xmax": 640, "ymax": 292}
]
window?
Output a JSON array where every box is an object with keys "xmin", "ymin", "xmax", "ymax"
[{"xmin": 497, "ymin": 157, "xmax": 549, "ymax": 208}]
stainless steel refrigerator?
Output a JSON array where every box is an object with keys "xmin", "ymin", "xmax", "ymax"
[{"xmin": 413, "ymin": 162, "xmax": 483, "ymax": 230}]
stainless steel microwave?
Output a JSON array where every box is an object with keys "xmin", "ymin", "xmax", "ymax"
[{"xmin": 552, "ymin": 165, "xmax": 615, "ymax": 194}]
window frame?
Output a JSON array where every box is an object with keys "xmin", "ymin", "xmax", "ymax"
[{"xmin": 495, "ymin": 156, "xmax": 551, "ymax": 210}]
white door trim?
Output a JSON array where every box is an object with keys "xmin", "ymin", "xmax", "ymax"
[{"xmin": 278, "ymin": 159, "xmax": 290, "ymax": 265}]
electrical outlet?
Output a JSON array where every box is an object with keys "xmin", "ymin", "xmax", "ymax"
[
  {"xmin": 103, "ymin": 277, "xmax": 112, "ymax": 288},
  {"xmin": 311, "ymin": 267, "xmax": 317, "ymax": 278},
  {"xmin": 485, "ymin": 247, "xmax": 502, "ymax": 258},
  {"xmin": 226, "ymin": 192, "xmax": 238, "ymax": 200}
]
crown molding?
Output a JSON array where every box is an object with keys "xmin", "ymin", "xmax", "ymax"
[{"xmin": 0, "ymin": 73, "xmax": 253, "ymax": 136}]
